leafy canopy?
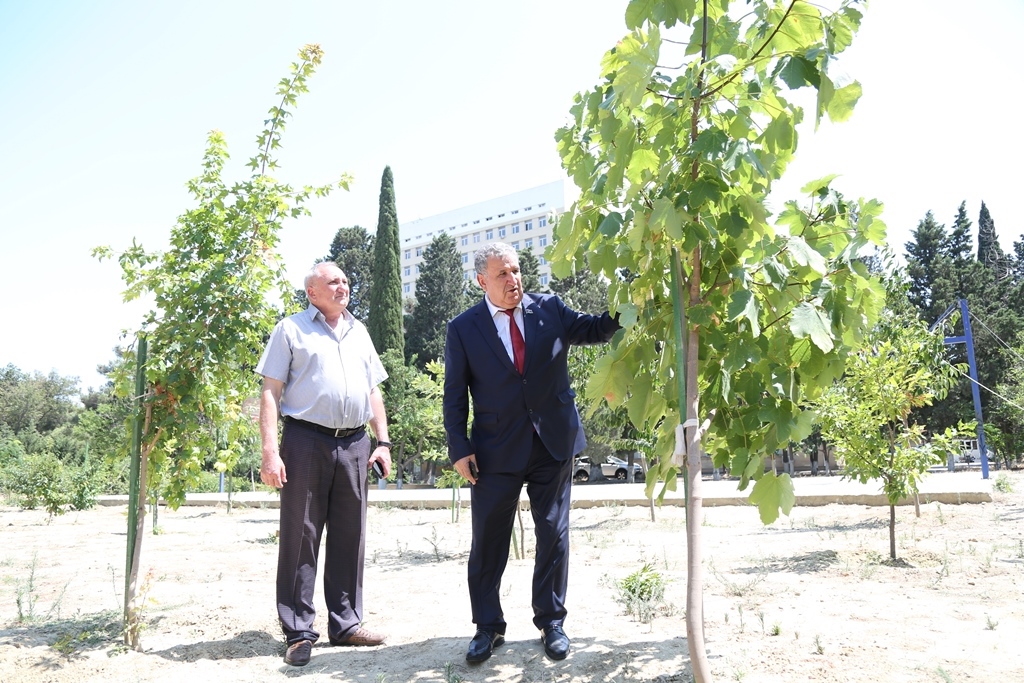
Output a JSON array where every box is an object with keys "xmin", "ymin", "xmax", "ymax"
[
  {"xmin": 93, "ymin": 45, "xmax": 349, "ymax": 507},
  {"xmin": 555, "ymin": 0, "xmax": 885, "ymax": 521}
]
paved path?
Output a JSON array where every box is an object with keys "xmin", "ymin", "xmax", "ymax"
[{"xmin": 97, "ymin": 470, "xmax": 994, "ymax": 510}]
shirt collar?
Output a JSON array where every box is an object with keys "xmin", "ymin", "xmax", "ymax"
[{"xmin": 484, "ymin": 296, "xmax": 523, "ymax": 318}]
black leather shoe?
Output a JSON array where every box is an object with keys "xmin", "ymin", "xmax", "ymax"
[
  {"xmin": 466, "ymin": 628, "xmax": 505, "ymax": 663},
  {"xmin": 284, "ymin": 639, "xmax": 312, "ymax": 666},
  {"xmin": 542, "ymin": 625, "xmax": 570, "ymax": 660}
]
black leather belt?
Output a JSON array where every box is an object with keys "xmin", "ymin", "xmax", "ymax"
[{"xmin": 284, "ymin": 416, "xmax": 365, "ymax": 439}]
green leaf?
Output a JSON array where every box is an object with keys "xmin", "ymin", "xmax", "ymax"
[
  {"xmin": 790, "ymin": 302, "xmax": 834, "ymax": 353},
  {"xmin": 787, "ymin": 235, "xmax": 827, "ymax": 274},
  {"xmin": 599, "ymin": 211, "xmax": 624, "ymax": 237},
  {"xmin": 727, "ymin": 289, "xmax": 761, "ymax": 337},
  {"xmin": 748, "ymin": 472, "xmax": 795, "ymax": 525},
  {"xmin": 826, "ymin": 82, "xmax": 862, "ymax": 123},
  {"xmin": 650, "ymin": 197, "xmax": 682, "ymax": 239}
]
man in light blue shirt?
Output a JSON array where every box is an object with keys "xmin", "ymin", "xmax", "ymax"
[{"xmin": 256, "ymin": 261, "xmax": 392, "ymax": 666}]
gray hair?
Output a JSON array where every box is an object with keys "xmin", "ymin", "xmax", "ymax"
[
  {"xmin": 474, "ymin": 242, "xmax": 518, "ymax": 276},
  {"xmin": 304, "ymin": 261, "xmax": 340, "ymax": 289}
]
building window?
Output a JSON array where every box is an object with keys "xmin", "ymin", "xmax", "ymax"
[
  {"xmin": 486, "ymin": 229, "xmax": 493, "ymax": 240},
  {"xmin": 539, "ymin": 255, "xmax": 547, "ymax": 265},
  {"xmin": 473, "ymin": 232, "xmax": 480, "ymax": 243},
  {"xmin": 512, "ymin": 241, "xmax": 520, "ymax": 250},
  {"xmin": 539, "ymin": 217, "xmax": 547, "ymax": 228},
  {"xmin": 404, "ymin": 250, "xmax": 411, "ymax": 260},
  {"xmin": 415, "ymin": 247, "xmax": 423, "ymax": 257},
  {"xmin": 498, "ymin": 227, "xmax": 506, "ymax": 238},
  {"xmin": 525, "ymin": 220, "xmax": 533, "ymax": 231},
  {"xmin": 461, "ymin": 236, "xmax": 468, "ymax": 247},
  {"xmin": 403, "ymin": 283, "xmax": 411, "ymax": 294},
  {"xmin": 540, "ymin": 274, "xmax": 549, "ymax": 286},
  {"xmin": 525, "ymin": 238, "xmax": 533, "ymax": 249},
  {"xmin": 464, "ymin": 271, "xmax": 471, "ymax": 280},
  {"xmin": 415, "ymin": 265, "xmax": 421, "ymax": 274},
  {"xmin": 403, "ymin": 266, "xmax": 411, "ymax": 277},
  {"xmin": 462, "ymin": 253, "xmax": 469, "ymax": 264},
  {"xmin": 512, "ymin": 224, "xmax": 520, "ymax": 234},
  {"xmin": 539, "ymin": 235, "xmax": 548, "ymax": 247}
]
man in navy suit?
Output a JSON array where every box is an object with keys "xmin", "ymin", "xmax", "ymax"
[{"xmin": 443, "ymin": 242, "xmax": 620, "ymax": 663}]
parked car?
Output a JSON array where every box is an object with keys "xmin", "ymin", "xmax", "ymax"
[
  {"xmin": 601, "ymin": 456, "xmax": 645, "ymax": 481},
  {"xmin": 572, "ymin": 456, "xmax": 645, "ymax": 483}
]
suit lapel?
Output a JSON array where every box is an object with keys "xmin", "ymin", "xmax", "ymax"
[
  {"xmin": 469, "ymin": 299, "xmax": 518, "ymax": 373},
  {"xmin": 522, "ymin": 294, "xmax": 541, "ymax": 374}
]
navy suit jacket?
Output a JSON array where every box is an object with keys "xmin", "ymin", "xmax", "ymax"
[{"xmin": 443, "ymin": 293, "xmax": 619, "ymax": 474}]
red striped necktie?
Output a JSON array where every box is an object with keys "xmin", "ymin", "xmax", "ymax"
[{"xmin": 503, "ymin": 308, "xmax": 525, "ymax": 373}]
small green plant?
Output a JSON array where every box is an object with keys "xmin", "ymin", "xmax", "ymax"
[
  {"xmin": 15, "ymin": 553, "xmax": 39, "ymax": 622},
  {"xmin": 737, "ymin": 604, "xmax": 745, "ymax": 633},
  {"xmin": 993, "ymin": 473, "xmax": 1014, "ymax": 493},
  {"xmin": 616, "ymin": 563, "xmax": 667, "ymax": 624},
  {"xmin": 814, "ymin": 635, "xmax": 824, "ymax": 654},
  {"xmin": 757, "ymin": 610, "xmax": 766, "ymax": 634},
  {"xmin": 1017, "ymin": 540, "xmax": 1024, "ymax": 559},
  {"xmin": 985, "ymin": 615, "xmax": 998, "ymax": 630},
  {"xmin": 443, "ymin": 661, "xmax": 464, "ymax": 683},
  {"xmin": 424, "ymin": 527, "xmax": 447, "ymax": 562},
  {"xmin": 376, "ymin": 674, "xmax": 389, "ymax": 683},
  {"xmin": 770, "ymin": 622, "xmax": 782, "ymax": 636},
  {"xmin": 937, "ymin": 666, "xmax": 953, "ymax": 683},
  {"xmin": 935, "ymin": 502, "xmax": 945, "ymax": 525}
]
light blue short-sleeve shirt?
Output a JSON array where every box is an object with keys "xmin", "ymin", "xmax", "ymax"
[{"xmin": 255, "ymin": 306, "xmax": 388, "ymax": 429}]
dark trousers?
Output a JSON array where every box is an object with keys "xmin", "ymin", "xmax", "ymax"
[
  {"xmin": 277, "ymin": 422, "xmax": 370, "ymax": 644},
  {"xmin": 468, "ymin": 433, "xmax": 573, "ymax": 633}
]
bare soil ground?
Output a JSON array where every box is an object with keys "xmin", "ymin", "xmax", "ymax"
[{"xmin": 1, "ymin": 472, "xmax": 1023, "ymax": 683}]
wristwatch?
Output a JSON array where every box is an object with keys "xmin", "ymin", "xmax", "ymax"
[{"xmin": 376, "ymin": 441, "xmax": 393, "ymax": 449}]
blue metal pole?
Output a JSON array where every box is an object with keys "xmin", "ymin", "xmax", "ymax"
[{"xmin": 958, "ymin": 300, "xmax": 990, "ymax": 479}]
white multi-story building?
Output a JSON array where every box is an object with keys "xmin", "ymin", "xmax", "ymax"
[{"xmin": 399, "ymin": 180, "xmax": 568, "ymax": 298}]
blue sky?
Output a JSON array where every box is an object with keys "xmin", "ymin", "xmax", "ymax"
[{"xmin": 2, "ymin": 0, "xmax": 1021, "ymax": 390}]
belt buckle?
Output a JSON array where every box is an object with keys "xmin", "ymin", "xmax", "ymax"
[{"xmin": 332, "ymin": 427, "xmax": 346, "ymax": 438}]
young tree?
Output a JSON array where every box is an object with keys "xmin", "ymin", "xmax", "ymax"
[
  {"xmin": 813, "ymin": 309, "xmax": 967, "ymax": 560},
  {"xmin": 555, "ymin": 3, "xmax": 883, "ymax": 678},
  {"xmin": 369, "ymin": 166, "xmax": 404, "ymax": 360},
  {"xmin": 94, "ymin": 45, "xmax": 347, "ymax": 648},
  {"xmin": 326, "ymin": 225, "xmax": 375, "ymax": 321},
  {"xmin": 405, "ymin": 232, "xmax": 467, "ymax": 368}
]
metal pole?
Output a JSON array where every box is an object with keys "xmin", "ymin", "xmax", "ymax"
[{"xmin": 958, "ymin": 300, "xmax": 990, "ymax": 478}]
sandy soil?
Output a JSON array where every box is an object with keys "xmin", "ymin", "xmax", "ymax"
[{"xmin": 1, "ymin": 472, "xmax": 1023, "ymax": 683}]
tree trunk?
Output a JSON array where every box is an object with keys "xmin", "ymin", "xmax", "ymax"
[{"xmin": 889, "ymin": 504, "xmax": 897, "ymax": 560}]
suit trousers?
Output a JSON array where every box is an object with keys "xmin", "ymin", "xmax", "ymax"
[
  {"xmin": 277, "ymin": 421, "xmax": 370, "ymax": 644},
  {"xmin": 468, "ymin": 432, "xmax": 573, "ymax": 633}
]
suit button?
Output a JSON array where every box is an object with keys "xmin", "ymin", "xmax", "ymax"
[{"xmin": 522, "ymin": 379, "xmax": 527, "ymax": 385}]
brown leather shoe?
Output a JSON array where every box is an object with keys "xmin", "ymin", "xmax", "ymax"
[
  {"xmin": 284, "ymin": 639, "xmax": 312, "ymax": 666},
  {"xmin": 330, "ymin": 626, "xmax": 386, "ymax": 646}
]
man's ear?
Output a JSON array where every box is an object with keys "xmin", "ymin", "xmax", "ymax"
[{"xmin": 476, "ymin": 274, "xmax": 486, "ymax": 290}]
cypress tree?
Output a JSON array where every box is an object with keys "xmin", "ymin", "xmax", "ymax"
[
  {"xmin": 977, "ymin": 201, "xmax": 1003, "ymax": 268},
  {"xmin": 405, "ymin": 233, "xmax": 466, "ymax": 368},
  {"xmin": 368, "ymin": 166, "xmax": 405, "ymax": 360}
]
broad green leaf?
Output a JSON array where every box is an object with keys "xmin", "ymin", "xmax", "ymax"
[
  {"xmin": 727, "ymin": 289, "xmax": 761, "ymax": 337},
  {"xmin": 826, "ymin": 82, "xmax": 862, "ymax": 123},
  {"xmin": 790, "ymin": 301, "xmax": 834, "ymax": 353},
  {"xmin": 599, "ymin": 211, "xmax": 624, "ymax": 237},
  {"xmin": 748, "ymin": 472, "xmax": 795, "ymax": 525},
  {"xmin": 787, "ymin": 235, "xmax": 827, "ymax": 274},
  {"xmin": 650, "ymin": 197, "xmax": 682, "ymax": 239}
]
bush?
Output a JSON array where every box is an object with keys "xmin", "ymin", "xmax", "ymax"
[
  {"xmin": 616, "ymin": 563, "xmax": 667, "ymax": 624},
  {"xmin": 2, "ymin": 451, "xmax": 99, "ymax": 516}
]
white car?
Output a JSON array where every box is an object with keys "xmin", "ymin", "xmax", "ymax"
[{"xmin": 572, "ymin": 456, "xmax": 644, "ymax": 482}]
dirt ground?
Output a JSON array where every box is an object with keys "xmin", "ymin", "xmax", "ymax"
[{"xmin": 1, "ymin": 472, "xmax": 1022, "ymax": 683}]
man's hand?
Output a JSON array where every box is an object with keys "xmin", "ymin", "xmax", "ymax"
[
  {"xmin": 261, "ymin": 451, "xmax": 287, "ymax": 489},
  {"xmin": 454, "ymin": 455, "xmax": 479, "ymax": 485},
  {"xmin": 369, "ymin": 446, "xmax": 392, "ymax": 478}
]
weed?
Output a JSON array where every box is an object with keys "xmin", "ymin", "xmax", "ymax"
[
  {"xmin": 443, "ymin": 661, "xmax": 464, "ymax": 683},
  {"xmin": 936, "ymin": 666, "xmax": 953, "ymax": 683},
  {"xmin": 1018, "ymin": 540, "xmax": 1024, "ymax": 560},
  {"xmin": 708, "ymin": 558, "xmax": 767, "ymax": 597},
  {"xmin": 616, "ymin": 563, "xmax": 667, "ymax": 624},
  {"xmin": 814, "ymin": 635, "xmax": 824, "ymax": 654},
  {"xmin": 50, "ymin": 609, "xmax": 122, "ymax": 657},
  {"xmin": 935, "ymin": 502, "xmax": 945, "ymax": 525},
  {"xmin": 737, "ymin": 604, "xmax": 745, "ymax": 633},
  {"xmin": 993, "ymin": 473, "xmax": 1014, "ymax": 493},
  {"xmin": 15, "ymin": 552, "xmax": 39, "ymax": 622},
  {"xmin": 770, "ymin": 622, "xmax": 781, "ymax": 636},
  {"xmin": 424, "ymin": 527, "xmax": 447, "ymax": 562},
  {"xmin": 732, "ymin": 667, "xmax": 746, "ymax": 681},
  {"xmin": 985, "ymin": 615, "xmax": 998, "ymax": 630},
  {"xmin": 376, "ymin": 674, "xmax": 389, "ymax": 683},
  {"xmin": 757, "ymin": 610, "xmax": 766, "ymax": 634}
]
